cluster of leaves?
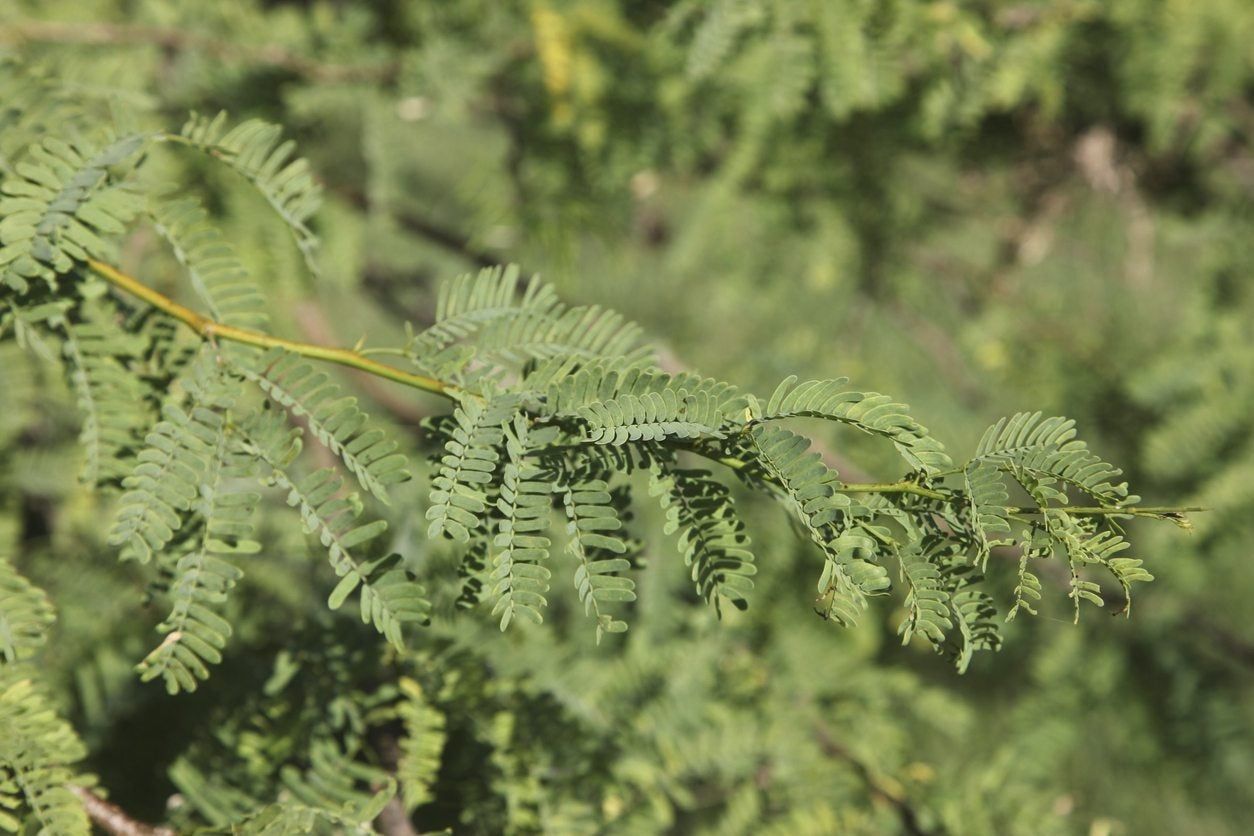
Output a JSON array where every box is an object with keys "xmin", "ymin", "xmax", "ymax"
[
  {"xmin": 0, "ymin": 3, "xmax": 1243, "ymax": 832},
  {"xmin": 1, "ymin": 98, "xmax": 1165, "ymax": 693}
]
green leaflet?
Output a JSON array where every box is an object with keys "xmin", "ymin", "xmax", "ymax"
[
  {"xmin": 171, "ymin": 740, "xmax": 393, "ymax": 835},
  {"xmin": 408, "ymin": 264, "xmax": 544, "ymax": 359},
  {"xmin": 61, "ymin": 301, "xmax": 151, "ymax": 485},
  {"xmin": 963, "ymin": 461, "xmax": 1012, "ymax": 570},
  {"xmin": 749, "ymin": 424, "xmax": 887, "ymax": 625},
  {"xmin": 137, "ymin": 408, "xmax": 259, "ymax": 694},
  {"xmin": 406, "ymin": 264, "xmax": 652, "ymax": 374},
  {"xmin": 1044, "ymin": 513, "xmax": 1152, "ymax": 621},
  {"xmin": 763, "ymin": 375, "xmax": 953, "ymax": 474},
  {"xmin": 150, "ymin": 196, "xmax": 270, "ymax": 333},
  {"xmin": 243, "ymin": 347, "xmax": 411, "ymax": 503},
  {"xmin": 395, "ymin": 678, "xmax": 446, "ymax": 813},
  {"xmin": 0, "ymin": 561, "xmax": 91, "ymax": 835},
  {"xmin": 0, "ymin": 557, "xmax": 55, "ymax": 664},
  {"xmin": 278, "ymin": 742, "xmax": 395, "ymax": 827},
  {"xmin": 0, "ymin": 675, "xmax": 91, "ymax": 835},
  {"xmin": 0, "ymin": 132, "xmax": 146, "ymax": 293},
  {"xmin": 947, "ymin": 588, "xmax": 1001, "ymax": 674},
  {"xmin": 242, "ymin": 409, "xmax": 430, "ymax": 650},
  {"xmin": 176, "ymin": 112, "xmax": 322, "ymax": 273},
  {"xmin": 895, "ymin": 543, "xmax": 952, "ymax": 647},
  {"xmin": 427, "ymin": 395, "xmax": 517, "ymax": 543},
  {"xmin": 108, "ymin": 353, "xmax": 236, "ymax": 562},
  {"xmin": 561, "ymin": 474, "xmax": 636, "ymax": 641},
  {"xmin": 230, "ymin": 802, "xmax": 380, "ymax": 836},
  {"xmin": 578, "ymin": 387, "xmax": 725, "ymax": 445},
  {"xmin": 542, "ymin": 363, "xmax": 742, "ymax": 419},
  {"xmin": 974, "ymin": 411, "xmax": 1132, "ymax": 505},
  {"xmin": 649, "ymin": 464, "xmax": 756, "ymax": 614},
  {"xmin": 1006, "ymin": 529, "xmax": 1048, "ymax": 622},
  {"xmin": 490, "ymin": 415, "xmax": 554, "ymax": 629}
]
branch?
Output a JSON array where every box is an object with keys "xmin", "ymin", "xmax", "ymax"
[
  {"xmin": 89, "ymin": 258, "xmax": 879, "ymax": 491},
  {"xmin": 811, "ymin": 722, "xmax": 938, "ymax": 836},
  {"xmin": 69, "ymin": 786, "xmax": 175, "ymax": 836},
  {"xmin": 368, "ymin": 728, "xmax": 420, "ymax": 836},
  {"xmin": 836, "ymin": 481, "xmax": 948, "ymax": 501},
  {"xmin": 1006, "ymin": 505, "xmax": 1203, "ymax": 521},
  {"xmin": 84, "ymin": 259, "xmax": 1202, "ymax": 527},
  {"xmin": 337, "ymin": 187, "xmax": 497, "ymax": 271},
  {"xmin": 0, "ymin": 20, "xmax": 398, "ymax": 84},
  {"xmin": 291, "ymin": 301, "xmax": 431, "ymax": 428},
  {"xmin": 86, "ymin": 259, "xmax": 459, "ymax": 400}
]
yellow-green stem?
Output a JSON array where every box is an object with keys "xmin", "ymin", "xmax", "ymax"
[
  {"xmin": 1006, "ymin": 505, "xmax": 1205, "ymax": 517},
  {"xmin": 87, "ymin": 259, "xmax": 459, "ymax": 400},
  {"xmin": 836, "ymin": 482, "xmax": 948, "ymax": 501}
]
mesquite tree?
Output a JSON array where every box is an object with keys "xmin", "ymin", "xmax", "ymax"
[{"xmin": 0, "ymin": 95, "xmax": 1198, "ymax": 833}]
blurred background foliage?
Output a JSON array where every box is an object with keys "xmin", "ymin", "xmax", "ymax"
[{"xmin": 1, "ymin": 0, "xmax": 1252, "ymax": 833}]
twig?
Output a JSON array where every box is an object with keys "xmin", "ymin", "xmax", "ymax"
[
  {"xmin": 89, "ymin": 259, "xmax": 1201, "ymax": 525},
  {"xmin": 811, "ymin": 722, "xmax": 939, "ymax": 836},
  {"xmin": 291, "ymin": 302, "xmax": 432, "ymax": 428},
  {"xmin": 368, "ymin": 728, "xmax": 420, "ymax": 836},
  {"xmin": 338, "ymin": 187, "xmax": 498, "ymax": 270},
  {"xmin": 70, "ymin": 786, "xmax": 175, "ymax": 836},
  {"xmin": 87, "ymin": 259, "xmax": 459, "ymax": 400},
  {"xmin": 374, "ymin": 796, "xmax": 419, "ymax": 836},
  {"xmin": 0, "ymin": 20, "xmax": 397, "ymax": 84}
]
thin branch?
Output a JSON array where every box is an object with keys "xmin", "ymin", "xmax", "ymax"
[
  {"xmin": 837, "ymin": 481, "xmax": 949, "ymax": 501},
  {"xmin": 87, "ymin": 259, "xmax": 459, "ymax": 400},
  {"xmin": 811, "ymin": 722, "xmax": 939, "ymax": 836},
  {"xmin": 374, "ymin": 796, "xmax": 420, "ymax": 836},
  {"xmin": 1004, "ymin": 505, "xmax": 1203, "ymax": 520},
  {"xmin": 368, "ymin": 728, "xmax": 420, "ymax": 836},
  {"xmin": 291, "ymin": 301, "xmax": 431, "ymax": 427},
  {"xmin": 0, "ymin": 20, "xmax": 398, "ymax": 84},
  {"xmin": 85, "ymin": 260, "xmax": 1203, "ymax": 526},
  {"xmin": 69, "ymin": 786, "xmax": 175, "ymax": 836}
]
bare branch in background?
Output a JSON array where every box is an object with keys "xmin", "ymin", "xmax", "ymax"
[
  {"xmin": 70, "ymin": 786, "xmax": 175, "ymax": 836},
  {"xmin": 0, "ymin": 20, "xmax": 397, "ymax": 83}
]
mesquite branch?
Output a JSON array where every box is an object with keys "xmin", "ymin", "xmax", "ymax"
[
  {"xmin": 86, "ymin": 258, "xmax": 1201, "ymax": 522},
  {"xmin": 0, "ymin": 20, "xmax": 397, "ymax": 83},
  {"xmin": 69, "ymin": 786, "xmax": 175, "ymax": 836}
]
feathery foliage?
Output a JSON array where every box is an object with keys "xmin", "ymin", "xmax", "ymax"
[
  {"xmin": 0, "ymin": 558, "xmax": 90, "ymax": 835},
  {"xmin": 0, "ymin": 94, "xmax": 1182, "ymax": 680},
  {"xmin": 243, "ymin": 347, "xmax": 410, "ymax": 504},
  {"xmin": 0, "ymin": 9, "xmax": 1231, "ymax": 831},
  {"xmin": 175, "ymin": 112, "xmax": 322, "ymax": 272}
]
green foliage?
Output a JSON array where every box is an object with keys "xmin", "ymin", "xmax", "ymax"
[
  {"xmin": 649, "ymin": 463, "xmax": 756, "ymax": 613},
  {"xmin": 761, "ymin": 375, "xmax": 952, "ymax": 473},
  {"xmin": 0, "ymin": 676, "xmax": 90, "ymax": 835},
  {"xmin": 136, "ymin": 356, "xmax": 259, "ymax": 693},
  {"xmin": 394, "ymin": 677, "xmax": 445, "ymax": 814},
  {"xmin": 0, "ymin": 557, "xmax": 54, "ymax": 664},
  {"xmin": 0, "ymin": 133, "xmax": 144, "ymax": 293},
  {"xmin": 108, "ymin": 353, "xmax": 234, "ymax": 564},
  {"xmin": 176, "ymin": 112, "xmax": 322, "ymax": 272},
  {"xmin": 60, "ymin": 301, "xmax": 150, "ymax": 485},
  {"xmin": 426, "ymin": 395, "xmax": 515, "ymax": 543},
  {"xmin": 150, "ymin": 197, "xmax": 269, "ymax": 332},
  {"xmin": 560, "ymin": 471, "xmax": 635, "ymax": 640},
  {"xmin": 0, "ymin": 86, "xmax": 1188, "ymax": 825},
  {"xmin": 489, "ymin": 414, "xmax": 555, "ymax": 630},
  {"xmin": 0, "ymin": 1, "xmax": 1248, "ymax": 832},
  {"xmin": 0, "ymin": 558, "xmax": 90, "ymax": 835},
  {"xmin": 241, "ymin": 410, "xmax": 431, "ymax": 651},
  {"xmin": 243, "ymin": 347, "xmax": 410, "ymax": 504}
]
